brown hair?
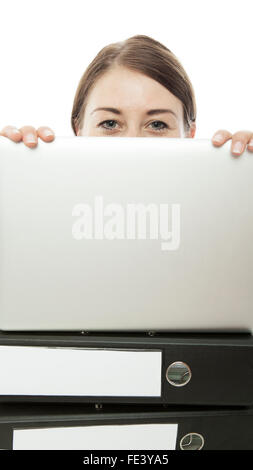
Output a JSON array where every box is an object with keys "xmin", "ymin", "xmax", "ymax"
[{"xmin": 71, "ymin": 35, "xmax": 196, "ymax": 134}]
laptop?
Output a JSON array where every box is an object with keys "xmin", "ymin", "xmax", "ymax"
[{"xmin": 0, "ymin": 136, "xmax": 252, "ymax": 332}]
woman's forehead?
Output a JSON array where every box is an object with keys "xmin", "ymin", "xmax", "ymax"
[{"xmin": 85, "ymin": 65, "xmax": 183, "ymax": 116}]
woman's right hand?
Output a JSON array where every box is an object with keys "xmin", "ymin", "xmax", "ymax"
[{"xmin": 0, "ymin": 126, "xmax": 55, "ymax": 148}]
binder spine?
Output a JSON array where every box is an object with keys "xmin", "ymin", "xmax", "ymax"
[
  {"xmin": 0, "ymin": 333, "xmax": 252, "ymax": 406},
  {"xmin": 0, "ymin": 405, "xmax": 252, "ymax": 450}
]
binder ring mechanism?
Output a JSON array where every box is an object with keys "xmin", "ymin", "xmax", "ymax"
[{"xmin": 166, "ymin": 361, "xmax": 192, "ymax": 387}]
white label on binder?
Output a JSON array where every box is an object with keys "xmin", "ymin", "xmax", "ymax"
[
  {"xmin": 13, "ymin": 423, "xmax": 178, "ymax": 450},
  {"xmin": 0, "ymin": 346, "xmax": 161, "ymax": 396}
]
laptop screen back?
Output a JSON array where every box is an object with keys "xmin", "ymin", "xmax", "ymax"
[{"xmin": 0, "ymin": 136, "xmax": 252, "ymax": 332}]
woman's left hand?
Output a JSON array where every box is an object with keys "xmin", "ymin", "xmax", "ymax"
[{"xmin": 212, "ymin": 130, "xmax": 253, "ymax": 156}]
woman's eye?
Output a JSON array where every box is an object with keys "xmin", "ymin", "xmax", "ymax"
[
  {"xmin": 99, "ymin": 120, "xmax": 118, "ymax": 130},
  {"xmin": 149, "ymin": 121, "xmax": 168, "ymax": 131}
]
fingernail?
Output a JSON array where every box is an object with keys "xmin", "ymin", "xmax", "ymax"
[
  {"xmin": 232, "ymin": 141, "xmax": 243, "ymax": 154},
  {"xmin": 249, "ymin": 139, "xmax": 253, "ymax": 147},
  {"xmin": 12, "ymin": 129, "xmax": 21, "ymax": 135},
  {"xmin": 213, "ymin": 134, "xmax": 223, "ymax": 143},
  {"xmin": 43, "ymin": 130, "xmax": 54, "ymax": 137},
  {"xmin": 25, "ymin": 133, "xmax": 36, "ymax": 143}
]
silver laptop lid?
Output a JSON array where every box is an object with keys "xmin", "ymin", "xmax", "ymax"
[{"xmin": 0, "ymin": 136, "xmax": 252, "ymax": 332}]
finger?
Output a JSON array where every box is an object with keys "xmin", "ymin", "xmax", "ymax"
[
  {"xmin": 19, "ymin": 126, "xmax": 38, "ymax": 148},
  {"xmin": 246, "ymin": 135, "xmax": 253, "ymax": 153},
  {"xmin": 231, "ymin": 131, "xmax": 253, "ymax": 156},
  {"xmin": 212, "ymin": 129, "xmax": 232, "ymax": 146},
  {"xmin": 0, "ymin": 125, "xmax": 22, "ymax": 142},
  {"xmin": 37, "ymin": 126, "xmax": 55, "ymax": 142}
]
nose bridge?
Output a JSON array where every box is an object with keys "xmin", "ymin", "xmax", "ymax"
[
  {"xmin": 124, "ymin": 128, "xmax": 141, "ymax": 137},
  {"xmin": 121, "ymin": 108, "xmax": 143, "ymax": 137},
  {"xmin": 123, "ymin": 119, "xmax": 142, "ymax": 137}
]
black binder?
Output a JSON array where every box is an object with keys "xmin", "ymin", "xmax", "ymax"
[
  {"xmin": 0, "ymin": 403, "xmax": 252, "ymax": 450},
  {"xmin": 0, "ymin": 331, "xmax": 252, "ymax": 406}
]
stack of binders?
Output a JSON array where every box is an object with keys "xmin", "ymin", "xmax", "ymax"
[
  {"xmin": 0, "ymin": 137, "xmax": 253, "ymax": 450},
  {"xmin": 0, "ymin": 332, "xmax": 253, "ymax": 450}
]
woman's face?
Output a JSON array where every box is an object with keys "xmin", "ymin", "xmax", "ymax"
[{"xmin": 77, "ymin": 66, "xmax": 196, "ymax": 138}]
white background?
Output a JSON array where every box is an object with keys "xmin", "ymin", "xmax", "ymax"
[{"xmin": 0, "ymin": 0, "xmax": 252, "ymax": 138}]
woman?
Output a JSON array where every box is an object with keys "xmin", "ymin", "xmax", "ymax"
[{"xmin": 1, "ymin": 35, "xmax": 252, "ymax": 154}]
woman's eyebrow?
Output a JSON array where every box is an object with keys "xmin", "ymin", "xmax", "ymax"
[
  {"xmin": 91, "ymin": 107, "xmax": 178, "ymax": 117},
  {"xmin": 146, "ymin": 109, "xmax": 177, "ymax": 118},
  {"xmin": 91, "ymin": 107, "xmax": 121, "ymax": 115}
]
